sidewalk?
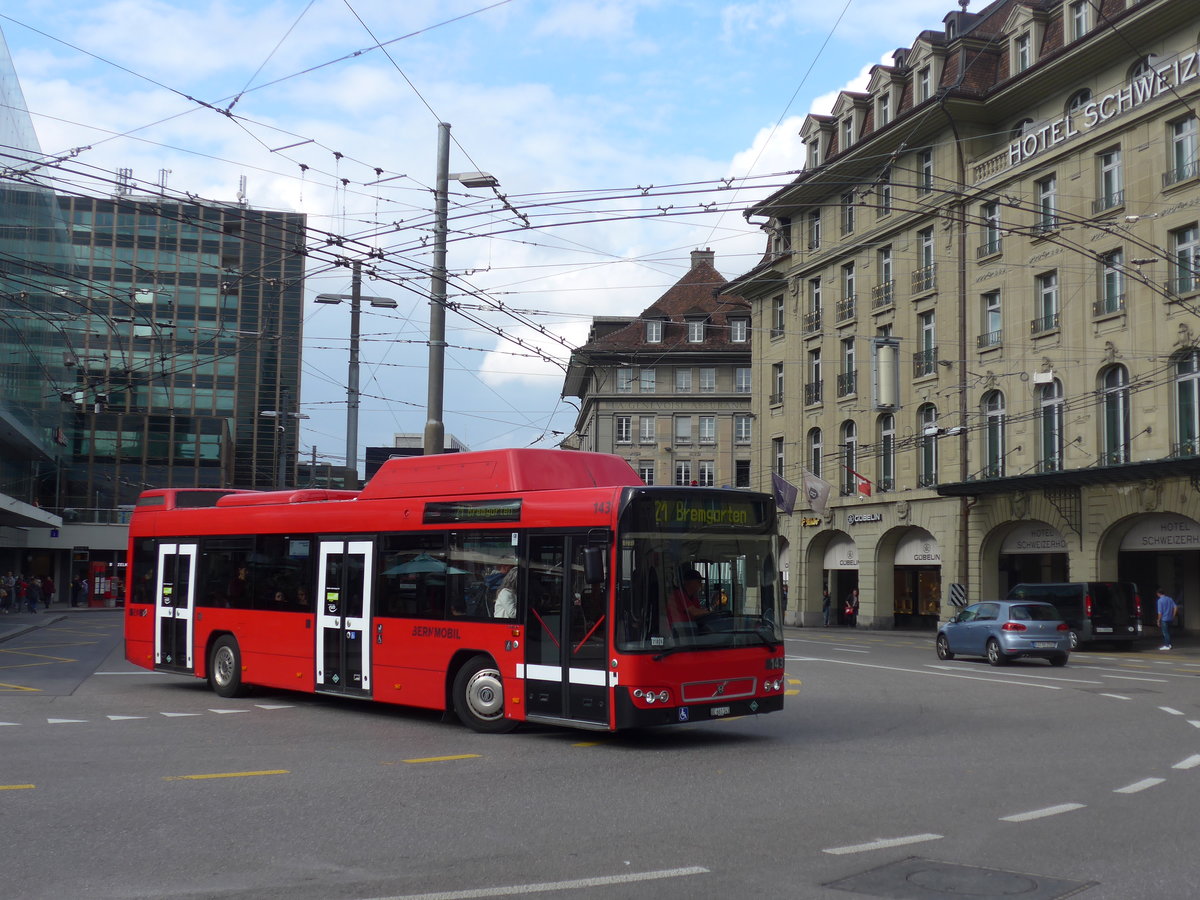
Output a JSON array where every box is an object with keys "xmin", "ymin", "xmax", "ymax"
[{"xmin": 0, "ymin": 603, "xmax": 120, "ymax": 644}]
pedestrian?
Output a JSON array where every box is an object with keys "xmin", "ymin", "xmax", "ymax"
[
  {"xmin": 843, "ymin": 588, "xmax": 860, "ymax": 628},
  {"xmin": 15, "ymin": 575, "xmax": 30, "ymax": 613},
  {"xmin": 42, "ymin": 574, "xmax": 54, "ymax": 608},
  {"xmin": 0, "ymin": 584, "xmax": 9, "ymax": 613},
  {"xmin": 22, "ymin": 575, "xmax": 39, "ymax": 613},
  {"xmin": 821, "ymin": 589, "xmax": 832, "ymax": 627},
  {"xmin": 78, "ymin": 574, "xmax": 90, "ymax": 608},
  {"xmin": 1156, "ymin": 587, "xmax": 1178, "ymax": 651}
]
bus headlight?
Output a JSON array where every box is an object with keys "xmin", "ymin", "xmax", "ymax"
[{"xmin": 657, "ymin": 690, "xmax": 670, "ymax": 703}]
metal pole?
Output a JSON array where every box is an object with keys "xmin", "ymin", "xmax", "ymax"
[
  {"xmin": 347, "ymin": 260, "xmax": 362, "ymax": 483},
  {"xmin": 424, "ymin": 121, "xmax": 450, "ymax": 456}
]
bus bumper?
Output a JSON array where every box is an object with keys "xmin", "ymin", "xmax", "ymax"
[{"xmin": 614, "ymin": 689, "xmax": 783, "ymax": 729}]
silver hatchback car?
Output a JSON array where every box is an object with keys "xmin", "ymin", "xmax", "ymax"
[{"xmin": 937, "ymin": 600, "xmax": 1070, "ymax": 667}]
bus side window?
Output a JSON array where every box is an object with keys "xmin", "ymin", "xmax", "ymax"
[{"xmin": 375, "ymin": 532, "xmax": 448, "ymax": 620}]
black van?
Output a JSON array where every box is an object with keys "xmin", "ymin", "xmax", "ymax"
[{"xmin": 1005, "ymin": 582, "xmax": 1142, "ymax": 649}]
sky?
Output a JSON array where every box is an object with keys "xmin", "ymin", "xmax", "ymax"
[{"xmin": 0, "ymin": 0, "xmax": 957, "ymax": 472}]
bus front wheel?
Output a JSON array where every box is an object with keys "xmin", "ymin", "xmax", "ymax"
[
  {"xmin": 453, "ymin": 656, "xmax": 516, "ymax": 733},
  {"xmin": 209, "ymin": 636, "xmax": 249, "ymax": 698}
]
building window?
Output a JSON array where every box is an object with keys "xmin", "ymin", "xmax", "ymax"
[
  {"xmin": 982, "ymin": 390, "xmax": 1006, "ymax": 478},
  {"xmin": 698, "ymin": 416, "xmax": 715, "ymax": 445},
  {"xmin": 770, "ymin": 363, "xmax": 784, "ymax": 405},
  {"xmin": 1035, "ymin": 175, "xmax": 1057, "ymax": 232},
  {"xmin": 917, "ymin": 65, "xmax": 932, "ymax": 102},
  {"xmin": 808, "ymin": 428, "xmax": 822, "ymax": 479},
  {"xmin": 735, "ymin": 415, "xmax": 752, "ymax": 445},
  {"xmin": 771, "ymin": 295, "xmax": 785, "ymax": 338},
  {"xmin": 878, "ymin": 413, "xmax": 895, "ymax": 492},
  {"xmin": 617, "ymin": 368, "xmax": 633, "ymax": 393},
  {"xmin": 1039, "ymin": 379, "xmax": 1064, "ymax": 472},
  {"xmin": 1095, "ymin": 148, "xmax": 1123, "ymax": 212},
  {"xmin": 1167, "ymin": 117, "xmax": 1199, "ymax": 186},
  {"xmin": 1014, "ymin": 32, "xmax": 1031, "ymax": 73},
  {"xmin": 735, "ymin": 459, "xmax": 751, "ymax": 488},
  {"xmin": 839, "ymin": 420, "xmax": 858, "ymax": 495},
  {"xmin": 773, "ymin": 216, "xmax": 792, "ymax": 254},
  {"xmin": 842, "ymin": 261, "xmax": 856, "ymax": 302},
  {"xmin": 638, "ymin": 460, "xmax": 655, "ymax": 485},
  {"xmin": 918, "ymin": 403, "xmax": 938, "ymax": 487},
  {"xmin": 701, "ymin": 367, "xmax": 718, "ymax": 393},
  {"xmin": 1012, "ymin": 118, "xmax": 1034, "ymax": 138},
  {"xmin": 674, "ymin": 416, "xmax": 693, "ymax": 446},
  {"xmin": 615, "ymin": 415, "xmax": 631, "ymax": 444},
  {"xmin": 877, "ymin": 92, "xmax": 891, "ymax": 127},
  {"xmin": 874, "ymin": 245, "xmax": 894, "ymax": 309},
  {"xmin": 645, "ymin": 319, "xmax": 662, "ymax": 343},
  {"xmin": 639, "ymin": 416, "xmax": 656, "ymax": 443},
  {"xmin": 877, "ymin": 168, "xmax": 892, "ymax": 217},
  {"xmin": 980, "ymin": 290, "xmax": 1002, "ymax": 348},
  {"xmin": 730, "ymin": 318, "xmax": 748, "ymax": 342},
  {"xmin": 808, "ymin": 208, "xmax": 822, "ymax": 249},
  {"xmin": 806, "ymin": 348, "xmax": 823, "ymax": 405},
  {"xmin": 805, "ymin": 277, "xmax": 823, "ymax": 332},
  {"xmin": 917, "ymin": 149, "xmax": 933, "ymax": 194},
  {"xmin": 675, "ymin": 461, "xmax": 692, "ymax": 486},
  {"xmin": 697, "ymin": 460, "xmax": 715, "ymax": 487},
  {"xmin": 773, "ymin": 437, "xmax": 785, "ymax": 477},
  {"xmin": 1067, "ymin": 88, "xmax": 1091, "ymax": 115},
  {"xmin": 639, "ymin": 368, "xmax": 656, "ymax": 392},
  {"xmin": 980, "ymin": 200, "xmax": 1001, "ymax": 257},
  {"xmin": 842, "ymin": 116, "xmax": 854, "ymax": 150},
  {"xmin": 687, "ymin": 319, "xmax": 706, "ymax": 343},
  {"xmin": 1069, "ymin": 0, "xmax": 1089, "ymax": 40},
  {"xmin": 914, "ymin": 311, "xmax": 936, "ymax": 376},
  {"xmin": 1100, "ymin": 365, "xmax": 1130, "ymax": 465},
  {"xmin": 838, "ymin": 337, "xmax": 856, "ymax": 398},
  {"xmin": 1098, "ymin": 250, "xmax": 1125, "ymax": 315},
  {"xmin": 841, "ymin": 191, "xmax": 856, "ymax": 234},
  {"xmin": 1172, "ymin": 224, "xmax": 1200, "ymax": 294},
  {"xmin": 1033, "ymin": 270, "xmax": 1059, "ymax": 333},
  {"xmin": 1176, "ymin": 350, "xmax": 1200, "ymax": 457},
  {"xmin": 731, "ymin": 367, "xmax": 748, "ymax": 394},
  {"xmin": 913, "ymin": 226, "xmax": 935, "ymax": 291},
  {"xmin": 674, "ymin": 368, "xmax": 692, "ymax": 393}
]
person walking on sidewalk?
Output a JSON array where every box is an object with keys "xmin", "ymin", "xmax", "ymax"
[
  {"xmin": 25, "ymin": 576, "xmax": 42, "ymax": 613},
  {"xmin": 1156, "ymin": 587, "xmax": 1178, "ymax": 651},
  {"xmin": 42, "ymin": 574, "xmax": 54, "ymax": 608},
  {"xmin": 822, "ymin": 589, "xmax": 832, "ymax": 627}
]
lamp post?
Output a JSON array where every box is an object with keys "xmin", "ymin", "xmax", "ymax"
[
  {"xmin": 315, "ymin": 260, "xmax": 397, "ymax": 485},
  {"xmin": 424, "ymin": 121, "xmax": 499, "ymax": 456},
  {"xmin": 259, "ymin": 400, "xmax": 310, "ymax": 489}
]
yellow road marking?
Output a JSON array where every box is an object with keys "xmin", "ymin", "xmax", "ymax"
[
  {"xmin": 572, "ymin": 741, "xmax": 602, "ymax": 747},
  {"xmin": 0, "ymin": 682, "xmax": 41, "ymax": 692},
  {"xmin": 403, "ymin": 754, "xmax": 481, "ymax": 764},
  {"xmin": 163, "ymin": 770, "xmax": 289, "ymax": 781},
  {"xmin": 0, "ymin": 784, "xmax": 35, "ymax": 790},
  {"xmin": 0, "ymin": 649, "xmax": 79, "ymax": 663}
]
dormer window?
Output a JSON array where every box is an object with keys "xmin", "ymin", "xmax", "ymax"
[
  {"xmin": 1068, "ymin": 0, "xmax": 1090, "ymax": 41},
  {"xmin": 877, "ymin": 92, "xmax": 891, "ymax": 128},
  {"xmin": 917, "ymin": 66, "xmax": 932, "ymax": 102},
  {"xmin": 730, "ymin": 318, "xmax": 748, "ymax": 343},
  {"xmin": 645, "ymin": 319, "xmax": 663, "ymax": 343},
  {"xmin": 687, "ymin": 319, "xmax": 706, "ymax": 343},
  {"xmin": 946, "ymin": 20, "xmax": 956, "ymax": 40},
  {"xmin": 806, "ymin": 139, "xmax": 821, "ymax": 168},
  {"xmin": 1014, "ymin": 32, "xmax": 1031, "ymax": 73},
  {"xmin": 842, "ymin": 117, "xmax": 854, "ymax": 150}
]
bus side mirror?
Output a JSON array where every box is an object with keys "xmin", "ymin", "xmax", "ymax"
[{"xmin": 583, "ymin": 546, "xmax": 606, "ymax": 584}]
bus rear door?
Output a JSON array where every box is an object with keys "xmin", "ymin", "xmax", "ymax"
[
  {"xmin": 316, "ymin": 539, "xmax": 374, "ymax": 697},
  {"xmin": 155, "ymin": 543, "xmax": 197, "ymax": 673}
]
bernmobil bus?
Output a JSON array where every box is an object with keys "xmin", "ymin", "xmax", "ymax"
[{"xmin": 124, "ymin": 449, "xmax": 786, "ymax": 732}]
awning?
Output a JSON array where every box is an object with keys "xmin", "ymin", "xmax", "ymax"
[
  {"xmin": 823, "ymin": 535, "xmax": 858, "ymax": 570},
  {"xmin": 936, "ymin": 456, "xmax": 1200, "ymax": 496}
]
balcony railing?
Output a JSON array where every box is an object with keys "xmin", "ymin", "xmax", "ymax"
[
  {"xmin": 803, "ymin": 310, "xmax": 822, "ymax": 334},
  {"xmin": 977, "ymin": 329, "xmax": 1002, "ymax": 349},
  {"xmin": 1091, "ymin": 190, "xmax": 1125, "ymax": 214},
  {"xmin": 1037, "ymin": 458, "xmax": 1063, "ymax": 474},
  {"xmin": 1093, "ymin": 294, "xmax": 1125, "ymax": 317},
  {"xmin": 1098, "ymin": 447, "xmax": 1131, "ymax": 466},
  {"xmin": 1164, "ymin": 160, "xmax": 1200, "ymax": 188},
  {"xmin": 911, "ymin": 264, "xmax": 936, "ymax": 293},
  {"xmin": 871, "ymin": 280, "xmax": 895, "ymax": 309},
  {"xmin": 976, "ymin": 238, "xmax": 1002, "ymax": 259},
  {"xmin": 770, "ymin": 324, "xmax": 785, "ymax": 338},
  {"xmin": 1030, "ymin": 312, "xmax": 1060, "ymax": 334},
  {"xmin": 768, "ymin": 392, "xmax": 783, "ymax": 406},
  {"xmin": 835, "ymin": 297, "xmax": 856, "ymax": 322},
  {"xmin": 1167, "ymin": 273, "xmax": 1200, "ymax": 297},
  {"xmin": 1172, "ymin": 439, "xmax": 1199, "ymax": 458},
  {"xmin": 876, "ymin": 476, "xmax": 894, "ymax": 493},
  {"xmin": 913, "ymin": 348, "xmax": 938, "ymax": 377},
  {"xmin": 917, "ymin": 472, "xmax": 937, "ymax": 488},
  {"xmin": 836, "ymin": 370, "xmax": 857, "ymax": 398},
  {"xmin": 804, "ymin": 381, "xmax": 823, "ymax": 405}
]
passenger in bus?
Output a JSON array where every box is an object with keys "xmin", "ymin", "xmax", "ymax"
[
  {"xmin": 666, "ymin": 569, "xmax": 717, "ymax": 627},
  {"xmin": 493, "ymin": 561, "xmax": 518, "ymax": 618},
  {"xmin": 227, "ymin": 565, "xmax": 250, "ymax": 607}
]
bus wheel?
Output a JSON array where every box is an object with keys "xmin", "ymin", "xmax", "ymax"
[
  {"xmin": 209, "ymin": 636, "xmax": 248, "ymax": 698},
  {"xmin": 453, "ymin": 656, "xmax": 516, "ymax": 733}
]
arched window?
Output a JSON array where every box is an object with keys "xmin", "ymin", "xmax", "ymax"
[
  {"xmin": 918, "ymin": 403, "xmax": 938, "ymax": 487},
  {"xmin": 878, "ymin": 413, "xmax": 896, "ymax": 492},
  {"xmin": 1038, "ymin": 379, "xmax": 1064, "ymax": 472},
  {"xmin": 1011, "ymin": 118, "xmax": 1034, "ymax": 138},
  {"xmin": 1100, "ymin": 365, "xmax": 1130, "ymax": 465},
  {"xmin": 1129, "ymin": 57, "xmax": 1153, "ymax": 82},
  {"xmin": 1175, "ymin": 350, "xmax": 1200, "ymax": 457},
  {"xmin": 840, "ymin": 420, "xmax": 858, "ymax": 495},
  {"xmin": 808, "ymin": 427, "xmax": 823, "ymax": 479},
  {"xmin": 1066, "ymin": 88, "xmax": 1091, "ymax": 115},
  {"xmin": 982, "ymin": 391, "xmax": 1006, "ymax": 478}
]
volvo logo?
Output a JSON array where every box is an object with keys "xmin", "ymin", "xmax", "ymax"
[{"xmin": 713, "ymin": 681, "xmax": 728, "ymax": 696}]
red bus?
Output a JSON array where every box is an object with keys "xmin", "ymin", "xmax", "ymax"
[{"xmin": 124, "ymin": 449, "xmax": 786, "ymax": 732}]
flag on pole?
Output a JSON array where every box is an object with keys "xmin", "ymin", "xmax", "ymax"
[
  {"xmin": 801, "ymin": 468, "xmax": 833, "ymax": 515},
  {"xmin": 771, "ymin": 471, "xmax": 798, "ymax": 515},
  {"xmin": 844, "ymin": 465, "xmax": 872, "ymax": 497}
]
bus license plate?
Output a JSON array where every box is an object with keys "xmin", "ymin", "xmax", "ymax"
[
  {"xmin": 1033, "ymin": 641, "xmax": 1055, "ymax": 648},
  {"xmin": 1095, "ymin": 627, "xmax": 1112, "ymax": 633},
  {"xmin": 711, "ymin": 706, "xmax": 730, "ymax": 717}
]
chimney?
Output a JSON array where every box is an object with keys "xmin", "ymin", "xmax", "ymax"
[{"xmin": 690, "ymin": 248, "xmax": 715, "ymax": 270}]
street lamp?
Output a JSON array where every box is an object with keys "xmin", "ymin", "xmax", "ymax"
[
  {"xmin": 314, "ymin": 260, "xmax": 397, "ymax": 484},
  {"xmin": 259, "ymin": 405, "xmax": 310, "ymax": 489},
  {"xmin": 426, "ymin": 121, "xmax": 499, "ymax": 455}
]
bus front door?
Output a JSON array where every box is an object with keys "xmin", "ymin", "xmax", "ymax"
[
  {"xmin": 316, "ymin": 540, "xmax": 373, "ymax": 697},
  {"xmin": 525, "ymin": 534, "xmax": 610, "ymax": 726},
  {"xmin": 155, "ymin": 543, "xmax": 197, "ymax": 673}
]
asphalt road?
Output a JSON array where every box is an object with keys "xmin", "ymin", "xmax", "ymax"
[{"xmin": 3, "ymin": 615, "xmax": 1200, "ymax": 899}]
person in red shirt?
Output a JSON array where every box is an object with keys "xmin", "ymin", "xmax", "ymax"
[{"xmin": 666, "ymin": 569, "xmax": 716, "ymax": 628}]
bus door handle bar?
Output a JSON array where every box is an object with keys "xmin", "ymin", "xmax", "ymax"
[{"xmin": 573, "ymin": 616, "xmax": 606, "ymax": 655}]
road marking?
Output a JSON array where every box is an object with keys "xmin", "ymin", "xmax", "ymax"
[
  {"xmin": 1115, "ymin": 778, "xmax": 1165, "ymax": 794},
  {"xmin": 163, "ymin": 770, "xmax": 290, "ymax": 781},
  {"xmin": 0, "ymin": 682, "xmax": 40, "ymax": 692},
  {"xmin": 209, "ymin": 708, "xmax": 249, "ymax": 714},
  {"xmin": 1159, "ymin": 706, "xmax": 1185, "ymax": 715},
  {"xmin": 823, "ymin": 833, "xmax": 942, "ymax": 855},
  {"xmin": 1099, "ymin": 693, "xmax": 1131, "ymax": 700},
  {"xmin": 1000, "ymin": 803, "xmax": 1085, "ymax": 822},
  {"xmin": 571, "ymin": 741, "xmax": 602, "ymax": 747},
  {"xmin": 1172, "ymin": 754, "xmax": 1200, "ymax": 770},
  {"xmin": 940, "ymin": 668, "xmax": 1101, "ymax": 685},
  {"xmin": 0, "ymin": 784, "xmax": 35, "ymax": 791},
  {"xmin": 362, "ymin": 866, "xmax": 710, "ymax": 899},
  {"xmin": 47, "ymin": 718, "xmax": 87, "ymax": 724},
  {"xmin": 788, "ymin": 656, "xmax": 1062, "ymax": 689},
  {"xmin": 1189, "ymin": 720, "xmax": 1200, "ymax": 729},
  {"xmin": 107, "ymin": 715, "xmax": 146, "ymax": 721},
  {"xmin": 255, "ymin": 704, "xmax": 295, "ymax": 709},
  {"xmin": 0, "ymin": 721, "xmax": 19, "ymax": 726},
  {"xmin": 1098, "ymin": 674, "xmax": 1168, "ymax": 682},
  {"xmin": 833, "ymin": 647, "xmax": 870, "ymax": 654},
  {"xmin": 94, "ymin": 671, "xmax": 164, "ymax": 676},
  {"xmin": 161, "ymin": 712, "xmax": 202, "ymax": 717},
  {"xmin": 403, "ymin": 754, "xmax": 482, "ymax": 764}
]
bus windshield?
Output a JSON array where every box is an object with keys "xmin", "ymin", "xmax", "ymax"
[{"xmin": 615, "ymin": 529, "xmax": 782, "ymax": 654}]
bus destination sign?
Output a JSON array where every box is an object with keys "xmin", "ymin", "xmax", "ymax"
[
  {"xmin": 423, "ymin": 498, "xmax": 522, "ymax": 525},
  {"xmin": 630, "ymin": 493, "xmax": 769, "ymax": 532}
]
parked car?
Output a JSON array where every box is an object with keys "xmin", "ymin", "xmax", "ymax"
[
  {"xmin": 937, "ymin": 600, "xmax": 1070, "ymax": 667},
  {"xmin": 1005, "ymin": 582, "xmax": 1141, "ymax": 649}
]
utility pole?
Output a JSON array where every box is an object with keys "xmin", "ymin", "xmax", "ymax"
[
  {"xmin": 424, "ymin": 122, "xmax": 451, "ymax": 456},
  {"xmin": 347, "ymin": 260, "xmax": 362, "ymax": 482}
]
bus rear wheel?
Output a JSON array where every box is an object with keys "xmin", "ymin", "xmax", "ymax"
[
  {"xmin": 453, "ymin": 655, "xmax": 516, "ymax": 733},
  {"xmin": 209, "ymin": 636, "xmax": 249, "ymax": 698}
]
